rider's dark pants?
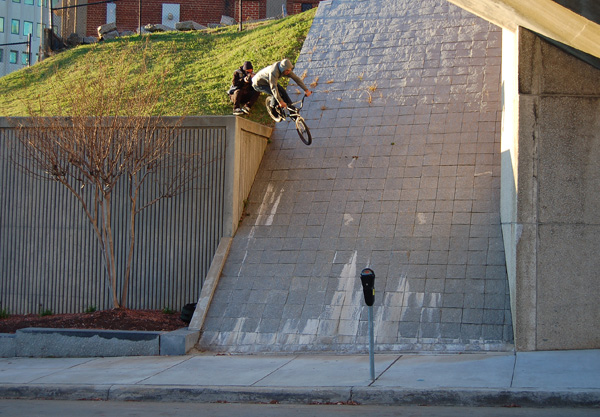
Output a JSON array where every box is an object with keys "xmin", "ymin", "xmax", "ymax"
[{"xmin": 253, "ymin": 84, "xmax": 292, "ymax": 107}]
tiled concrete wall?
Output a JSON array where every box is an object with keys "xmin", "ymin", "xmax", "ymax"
[{"xmin": 199, "ymin": 0, "xmax": 513, "ymax": 353}]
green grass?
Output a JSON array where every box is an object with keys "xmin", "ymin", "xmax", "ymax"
[{"xmin": 0, "ymin": 9, "xmax": 316, "ymax": 125}]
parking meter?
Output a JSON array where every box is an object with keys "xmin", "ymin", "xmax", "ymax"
[
  {"xmin": 360, "ymin": 267, "xmax": 376, "ymax": 381},
  {"xmin": 360, "ymin": 268, "xmax": 375, "ymax": 306}
]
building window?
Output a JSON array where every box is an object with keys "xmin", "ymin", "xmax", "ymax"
[
  {"xmin": 25, "ymin": 0, "xmax": 34, "ymax": 4},
  {"xmin": 9, "ymin": 50, "xmax": 18, "ymax": 64},
  {"xmin": 21, "ymin": 52, "xmax": 29, "ymax": 65},
  {"xmin": 0, "ymin": 17, "xmax": 4, "ymax": 33},
  {"xmin": 106, "ymin": 2, "xmax": 116, "ymax": 24},
  {"xmin": 11, "ymin": 19, "xmax": 19, "ymax": 35},
  {"xmin": 301, "ymin": 3, "xmax": 313, "ymax": 12},
  {"xmin": 0, "ymin": 49, "xmax": 3, "ymax": 63},
  {"xmin": 24, "ymin": 21, "xmax": 33, "ymax": 37},
  {"xmin": 12, "ymin": 0, "xmax": 21, "ymax": 3}
]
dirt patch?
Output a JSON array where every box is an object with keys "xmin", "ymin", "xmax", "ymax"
[{"xmin": 0, "ymin": 309, "xmax": 186, "ymax": 334}]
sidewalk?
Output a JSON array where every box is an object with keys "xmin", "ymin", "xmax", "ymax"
[{"xmin": 1, "ymin": 350, "xmax": 599, "ymax": 407}]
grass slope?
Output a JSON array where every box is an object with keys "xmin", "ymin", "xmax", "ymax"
[{"xmin": 0, "ymin": 8, "xmax": 316, "ymax": 124}]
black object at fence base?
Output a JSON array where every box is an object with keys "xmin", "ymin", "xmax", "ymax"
[{"xmin": 180, "ymin": 303, "xmax": 197, "ymax": 324}]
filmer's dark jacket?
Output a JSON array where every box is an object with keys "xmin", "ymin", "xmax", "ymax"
[{"xmin": 230, "ymin": 67, "xmax": 253, "ymax": 93}]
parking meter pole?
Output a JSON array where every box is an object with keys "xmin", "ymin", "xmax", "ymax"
[{"xmin": 368, "ymin": 304, "xmax": 375, "ymax": 381}]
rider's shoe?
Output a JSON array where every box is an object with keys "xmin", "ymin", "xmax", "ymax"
[
  {"xmin": 242, "ymin": 105, "xmax": 251, "ymax": 114},
  {"xmin": 233, "ymin": 108, "xmax": 244, "ymax": 115},
  {"xmin": 271, "ymin": 111, "xmax": 283, "ymax": 122},
  {"xmin": 265, "ymin": 96, "xmax": 283, "ymax": 122}
]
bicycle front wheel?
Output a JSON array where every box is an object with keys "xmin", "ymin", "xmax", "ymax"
[{"xmin": 295, "ymin": 117, "xmax": 312, "ymax": 146}]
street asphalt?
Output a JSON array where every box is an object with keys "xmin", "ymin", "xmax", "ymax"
[{"xmin": 0, "ymin": 349, "xmax": 599, "ymax": 407}]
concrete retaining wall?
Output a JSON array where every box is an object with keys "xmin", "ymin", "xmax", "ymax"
[{"xmin": 501, "ymin": 28, "xmax": 600, "ymax": 350}]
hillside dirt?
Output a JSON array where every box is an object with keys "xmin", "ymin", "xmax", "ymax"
[{"xmin": 0, "ymin": 309, "xmax": 186, "ymax": 334}]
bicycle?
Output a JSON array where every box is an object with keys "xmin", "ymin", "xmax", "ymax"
[{"xmin": 265, "ymin": 94, "xmax": 312, "ymax": 146}]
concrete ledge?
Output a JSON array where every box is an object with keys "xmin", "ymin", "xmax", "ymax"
[
  {"xmin": 16, "ymin": 328, "xmax": 162, "ymax": 357},
  {"xmin": 160, "ymin": 328, "xmax": 200, "ymax": 356},
  {"xmin": 0, "ymin": 327, "xmax": 199, "ymax": 358},
  {"xmin": 0, "ymin": 334, "xmax": 15, "ymax": 358},
  {"xmin": 189, "ymin": 237, "xmax": 233, "ymax": 331}
]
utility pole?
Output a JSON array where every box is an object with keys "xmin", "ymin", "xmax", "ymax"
[
  {"xmin": 50, "ymin": 1, "xmax": 54, "ymax": 36},
  {"xmin": 238, "ymin": 0, "xmax": 242, "ymax": 31},
  {"xmin": 40, "ymin": 0, "xmax": 45, "ymax": 61},
  {"xmin": 27, "ymin": 34, "xmax": 32, "ymax": 67},
  {"xmin": 138, "ymin": 0, "xmax": 142, "ymax": 34}
]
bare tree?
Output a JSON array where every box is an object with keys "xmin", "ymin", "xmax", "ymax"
[{"xmin": 12, "ymin": 43, "xmax": 211, "ymax": 308}]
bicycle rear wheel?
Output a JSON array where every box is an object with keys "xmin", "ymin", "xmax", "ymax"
[
  {"xmin": 265, "ymin": 97, "xmax": 282, "ymax": 122},
  {"xmin": 295, "ymin": 117, "xmax": 312, "ymax": 145}
]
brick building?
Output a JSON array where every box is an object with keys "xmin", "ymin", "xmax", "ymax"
[{"xmin": 83, "ymin": 0, "xmax": 320, "ymax": 37}]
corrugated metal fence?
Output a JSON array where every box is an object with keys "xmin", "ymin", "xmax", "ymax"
[{"xmin": 0, "ymin": 116, "xmax": 270, "ymax": 314}]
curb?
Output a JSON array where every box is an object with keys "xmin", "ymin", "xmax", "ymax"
[
  {"xmin": 0, "ymin": 384, "xmax": 111, "ymax": 401},
  {"xmin": 1, "ymin": 384, "xmax": 599, "ymax": 407},
  {"xmin": 351, "ymin": 387, "xmax": 600, "ymax": 408},
  {"xmin": 109, "ymin": 385, "xmax": 353, "ymax": 404}
]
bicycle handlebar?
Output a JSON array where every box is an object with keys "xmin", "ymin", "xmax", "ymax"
[{"xmin": 292, "ymin": 94, "xmax": 309, "ymax": 109}]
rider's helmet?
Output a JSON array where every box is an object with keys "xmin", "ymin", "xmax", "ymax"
[{"xmin": 279, "ymin": 59, "xmax": 293, "ymax": 73}]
